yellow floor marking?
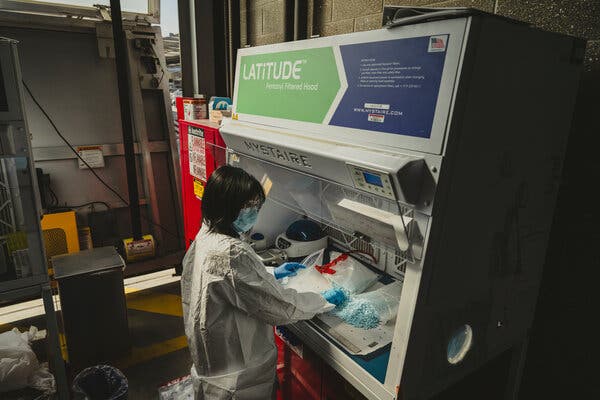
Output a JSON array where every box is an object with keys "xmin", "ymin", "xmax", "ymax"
[
  {"xmin": 114, "ymin": 335, "xmax": 188, "ymax": 370},
  {"xmin": 126, "ymin": 292, "xmax": 183, "ymax": 317},
  {"xmin": 125, "ymin": 287, "xmax": 140, "ymax": 294}
]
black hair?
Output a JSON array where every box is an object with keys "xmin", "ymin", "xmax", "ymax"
[{"xmin": 201, "ymin": 165, "xmax": 265, "ymax": 237}]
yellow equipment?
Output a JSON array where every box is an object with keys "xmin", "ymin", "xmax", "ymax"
[{"xmin": 122, "ymin": 234, "xmax": 155, "ymax": 262}]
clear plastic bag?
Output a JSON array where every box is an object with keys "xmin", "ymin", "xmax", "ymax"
[
  {"xmin": 324, "ymin": 251, "xmax": 380, "ymax": 294},
  {"xmin": 0, "ymin": 326, "xmax": 54, "ymax": 394},
  {"xmin": 30, "ymin": 362, "xmax": 56, "ymax": 394},
  {"xmin": 281, "ymin": 249, "xmax": 333, "ymax": 293},
  {"xmin": 333, "ymin": 281, "xmax": 403, "ymax": 329},
  {"xmin": 356, "ymin": 281, "xmax": 403, "ymax": 323},
  {"xmin": 158, "ymin": 375, "xmax": 194, "ymax": 400}
]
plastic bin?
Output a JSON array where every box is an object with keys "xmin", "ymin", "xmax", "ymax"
[{"xmin": 72, "ymin": 365, "xmax": 128, "ymax": 400}]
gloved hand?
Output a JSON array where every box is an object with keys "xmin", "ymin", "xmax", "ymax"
[
  {"xmin": 274, "ymin": 262, "xmax": 306, "ymax": 279},
  {"xmin": 322, "ymin": 288, "xmax": 347, "ymax": 306}
]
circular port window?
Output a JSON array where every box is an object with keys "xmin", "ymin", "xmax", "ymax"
[{"xmin": 447, "ymin": 324, "xmax": 473, "ymax": 365}]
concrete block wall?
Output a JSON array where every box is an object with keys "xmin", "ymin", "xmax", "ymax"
[
  {"xmin": 244, "ymin": 0, "xmax": 286, "ymax": 46},
  {"xmin": 246, "ymin": 0, "xmax": 599, "ymax": 70}
]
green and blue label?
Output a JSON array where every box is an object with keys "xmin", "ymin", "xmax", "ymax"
[
  {"xmin": 236, "ymin": 47, "xmax": 341, "ymax": 123},
  {"xmin": 236, "ymin": 35, "xmax": 449, "ymax": 139}
]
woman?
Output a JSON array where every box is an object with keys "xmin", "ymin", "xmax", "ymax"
[{"xmin": 181, "ymin": 166, "xmax": 345, "ymax": 399}]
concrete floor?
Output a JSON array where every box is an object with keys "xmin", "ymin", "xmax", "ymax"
[
  {"xmin": 1, "ymin": 273, "xmax": 192, "ymax": 399},
  {"xmin": 121, "ymin": 282, "xmax": 191, "ymax": 399}
]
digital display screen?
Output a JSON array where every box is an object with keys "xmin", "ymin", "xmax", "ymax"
[{"xmin": 363, "ymin": 172, "xmax": 383, "ymax": 187}]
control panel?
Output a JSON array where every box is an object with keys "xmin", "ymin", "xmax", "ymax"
[
  {"xmin": 347, "ymin": 164, "xmax": 396, "ymax": 200},
  {"xmin": 276, "ymin": 236, "xmax": 292, "ymax": 249}
]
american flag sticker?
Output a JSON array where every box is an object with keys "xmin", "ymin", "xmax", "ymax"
[{"xmin": 428, "ymin": 35, "xmax": 448, "ymax": 52}]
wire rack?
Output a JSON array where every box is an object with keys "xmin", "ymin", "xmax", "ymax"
[
  {"xmin": 322, "ymin": 209, "xmax": 419, "ymax": 276},
  {"xmin": 265, "ymin": 188, "xmax": 421, "ymax": 276},
  {"xmin": 0, "ymin": 159, "xmax": 17, "ymax": 237}
]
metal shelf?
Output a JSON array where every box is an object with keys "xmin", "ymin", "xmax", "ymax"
[{"xmin": 0, "ymin": 37, "xmax": 69, "ymax": 400}]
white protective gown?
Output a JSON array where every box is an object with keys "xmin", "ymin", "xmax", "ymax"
[{"xmin": 181, "ymin": 225, "xmax": 333, "ymax": 400}]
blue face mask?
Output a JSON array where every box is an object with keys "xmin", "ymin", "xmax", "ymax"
[{"xmin": 232, "ymin": 207, "xmax": 259, "ymax": 233}]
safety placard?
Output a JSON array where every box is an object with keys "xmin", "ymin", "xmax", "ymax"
[
  {"xmin": 188, "ymin": 126, "xmax": 207, "ymax": 181},
  {"xmin": 77, "ymin": 145, "xmax": 105, "ymax": 169},
  {"xmin": 193, "ymin": 179, "xmax": 204, "ymax": 199}
]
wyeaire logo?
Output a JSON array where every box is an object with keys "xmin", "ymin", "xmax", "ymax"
[{"xmin": 243, "ymin": 140, "xmax": 312, "ymax": 168}]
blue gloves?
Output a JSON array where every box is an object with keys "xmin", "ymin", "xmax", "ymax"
[
  {"xmin": 322, "ymin": 288, "xmax": 347, "ymax": 306},
  {"xmin": 274, "ymin": 262, "xmax": 306, "ymax": 279}
]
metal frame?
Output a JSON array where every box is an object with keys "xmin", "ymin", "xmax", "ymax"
[
  {"xmin": 0, "ymin": 37, "xmax": 69, "ymax": 399},
  {"xmin": 125, "ymin": 28, "xmax": 163, "ymax": 246},
  {"xmin": 111, "ymin": 0, "xmax": 144, "ymax": 241},
  {"xmin": 285, "ymin": 0, "xmax": 308, "ymax": 41},
  {"xmin": 32, "ymin": 141, "xmax": 171, "ymax": 161},
  {"xmin": 148, "ymin": 0, "xmax": 159, "ymax": 22},
  {"xmin": 0, "ymin": 0, "xmax": 160, "ymax": 23},
  {"xmin": 226, "ymin": 0, "xmax": 241, "ymax": 97},
  {"xmin": 179, "ymin": 0, "xmax": 241, "ymax": 98},
  {"xmin": 177, "ymin": 0, "xmax": 194, "ymax": 97},
  {"xmin": 123, "ymin": 25, "xmax": 184, "ymax": 252},
  {"xmin": 194, "ymin": 0, "xmax": 230, "ymax": 98},
  {"xmin": 1, "ymin": 15, "xmax": 185, "ymax": 272},
  {"xmin": 160, "ymin": 28, "xmax": 182, "ymax": 226},
  {"xmin": 0, "ymin": 9, "xmax": 97, "ymax": 31},
  {"xmin": 0, "ymin": 38, "xmax": 47, "ymax": 290},
  {"xmin": 0, "ymin": 159, "xmax": 17, "ymax": 236}
]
